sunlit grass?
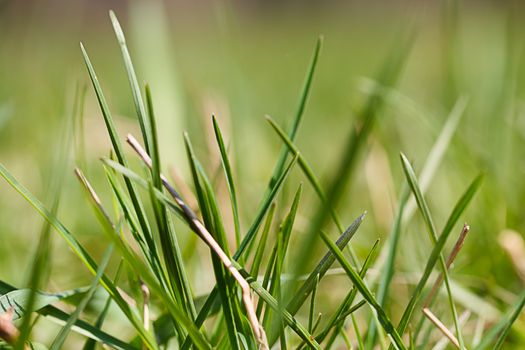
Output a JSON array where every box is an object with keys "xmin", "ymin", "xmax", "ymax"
[{"xmin": 0, "ymin": 4, "xmax": 525, "ymax": 349}]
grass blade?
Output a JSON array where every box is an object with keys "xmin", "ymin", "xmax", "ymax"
[
  {"xmin": 146, "ymin": 85, "xmax": 197, "ymax": 321},
  {"xmin": 394, "ymin": 172, "xmax": 483, "ymax": 338},
  {"xmin": 265, "ymin": 115, "xmax": 344, "ymax": 231},
  {"xmin": 319, "ymin": 231, "xmax": 406, "ymax": 350},
  {"xmin": 109, "ymin": 10, "xmax": 152, "ymax": 154},
  {"xmin": 267, "ymin": 36, "xmax": 322, "ymax": 189},
  {"xmin": 265, "ymin": 185, "xmax": 302, "ymax": 339},
  {"xmin": 213, "ymin": 115, "xmax": 242, "ymax": 249},
  {"xmin": 80, "ymin": 43, "xmax": 162, "ymax": 285},
  {"xmin": 250, "ymin": 203, "xmax": 275, "ymax": 277},
  {"xmin": 399, "ymin": 153, "xmax": 465, "ymax": 349},
  {"xmin": 184, "ymin": 136, "xmax": 241, "ymax": 349},
  {"xmin": 315, "ymin": 238, "xmax": 380, "ymax": 345},
  {"xmin": 286, "ymin": 212, "xmax": 366, "ymax": 316}
]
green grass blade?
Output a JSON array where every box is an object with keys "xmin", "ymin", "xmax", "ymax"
[
  {"xmin": 365, "ymin": 185, "xmax": 409, "ymax": 348},
  {"xmin": 238, "ymin": 269, "xmax": 322, "ymax": 349},
  {"xmin": 250, "ymin": 203, "xmax": 275, "ymax": 277},
  {"xmin": 308, "ymin": 274, "xmax": 320, "ymax": 333},
  {"xmin": 394, "ymin": 172, "xmax": 483, "ymax": 337},
  {"xmin": 0, "ymin": 288, "xmax": 88, "ymax": 321},
  {"xmin": 267, "ymin": 36, "xmax": 322, "ymax": 189},
  {"xmin": 287, "ymin": 212, "xmax": 366, "ymax": 316},
  {"xmin": 50, "ymin": 245, "xmax": 114, "ymax": 350},
  {"xmin": 265, "ymin": 115, "xmax": 344, "ymax": 232},
  {"xmin": 102, "ymin": 158, "xmax": 186, "ymax": 220},
  {"xmin": 103, "ymin": 166, "xmax": 162, "ymax": 279},
  {"xmin": 80, "ymin": 43, "xmax": 161, "ymax": 283},
  {"xmin": 146, "ymin": 85, "xmax": 197, "ymax": 321},
  {"xmin": 399, "ymin": 153, "xmax": 465, "ymax": 349},
  {"xmin": 266, "ymin": 185, "xmax": 302, "ymax": 340},
  {"xmin": 184, "ymin": 135, "xmax": 241, "ymax": 349},
  {"xmin": 319, "ymin": 231, "xmax": 406, "ymax": 350},
  {"xmin": 314, "ymin": 238, "xmax": 380, "ymax": 345},
  {"xmin": 213, "ymin": 115, "xmax": 242, "ymax": 249},
  {"xmin": 256, "ymin": 243, "xmax": 277, "ymax": 318},
  {"xmin": 238, "ymin": 154, "xmax": 298, "ymax": 259},
  {"xmin": 109, "ymin": 10, "xmax": 152, "ymax": 154}
]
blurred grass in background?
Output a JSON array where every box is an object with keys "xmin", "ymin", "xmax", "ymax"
[{"xmin": 1, "ymin": 0, "xmax": 525, "ymax": 347}]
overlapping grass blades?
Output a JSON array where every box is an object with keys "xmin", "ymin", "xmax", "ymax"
[
  {"xmin": 319, "ymin": 231, "xmax": 406, "ymax": 350},
  {"xmin": 75, "ymin": 169, "xmax": 212, "ymax": 349},
  {"xmin": 0, "ymin": 8, "xmax": 509, "ymax": 349},
  {"xmin": 399, "ymin": 152, "xmax": 465, "ymax": 349},
  {"xmin": 394, "ymin": 171, "xmax": 483, "ymax": 342}
]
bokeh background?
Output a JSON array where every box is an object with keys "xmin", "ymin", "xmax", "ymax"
[{"xmin": 1, "ymin": 0, "xmax": 525, "ymax": 347}]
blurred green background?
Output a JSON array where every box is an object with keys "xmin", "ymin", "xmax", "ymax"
[{"xmin": 1, "ymin": 0, "xmax": 525, "ymax": 346}]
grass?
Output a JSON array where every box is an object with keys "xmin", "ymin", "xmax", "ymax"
[{"xmin": 1, "ymin": 4, "xmax": 525, "ymax": 350}]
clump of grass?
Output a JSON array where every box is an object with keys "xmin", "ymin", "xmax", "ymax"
[{"xmin": 0, "ymin": 10, "xmax": 524, "ymax": 350}]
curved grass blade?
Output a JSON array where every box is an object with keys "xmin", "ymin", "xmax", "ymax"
[
  {"xmin": 267, "ymin": 36, "xmax": 322, "ymax": 189},
  {"xmin": 49, "ymin": 245, "xmax": 114, "ymax": 350},
  {"xmin": 80, "ymin": 43, "xmax": 162, "ymax": 284},
  {"xmin": 394, "ymin": 172, "xmax": 483, "ymax": 338},
  {"xmin": 265, "ymin": 115, "xmax": 344, "ymax": 232},
  {"xmin": 109, "ymin": 10, "xmax": 152, "ymax": 154},
  {"xmin": 212, "ymin": 115, "xmax": 242, "ymax": 249},
  {"xmin": 399, "ymin": 153, "xmax": 465, "ymax": 349},
  {"xmin": 319, "ymin": 231, "xmax": 406, "ymax": 350}
]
